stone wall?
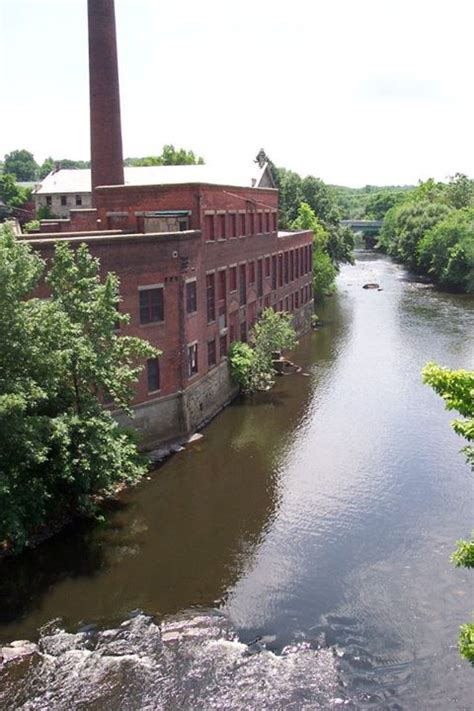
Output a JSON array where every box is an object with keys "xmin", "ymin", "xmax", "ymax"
[{"xmin": 115, "ymin": 359, "xmax": 238, "ymax": 450}]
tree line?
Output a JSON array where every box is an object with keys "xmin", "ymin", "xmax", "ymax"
[
  {"xmin": 1, "ymin": 145, "xmax": 204, "ymax": 182},
  {"xmin": 378, "ymin": 174, "xmax": 474, "ymax": 293}
]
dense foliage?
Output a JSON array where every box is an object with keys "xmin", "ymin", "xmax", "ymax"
[
  {"xmin": 3, "ymin": 146, "xmax": 205, "ymax": 182},
  {"xmin": 270, "ymin": 165, "xmax": 354, "ymax": 266},
  {"xmin": 332, "ymin": 184, "xmax": 413, "ymax": 220},
  {"xmin": 378, "ymin": 174, "xmax": 474, "ymax": 293},
  {"xmin": 422, "ymin": 362, "xmax": 474, "ymax": 664},
  {"xmin": 229, "ymin": 309, "xmax": 297, "ymax": 394},
  {"xmin": 0, "ymin": 227, "xmax": 158, "ymax": 552},
  {"xmin": 291, "ymin": 203, "xmax": 337, "ymax": 301},
  {"xmin": 0, "ymin": 173, "xmax": 32, "ymax": 212},
  {"xmin": 124, "ymin": 145, "xmax": 204, "ymax": 167},
  {"xmin": 3, "ymin": 150, "xmax": 38, "ymax": 182}
]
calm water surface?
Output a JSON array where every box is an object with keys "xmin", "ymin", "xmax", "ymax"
[{"xmin": 1, "ymin": 252, "xmax": 473, "ymax": 709}]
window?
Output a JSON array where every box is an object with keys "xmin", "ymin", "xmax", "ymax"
[
  {"xmin": 206, "ymin": 273, "xmax": 215, "ymax": 323},
  {"xmin": 248, "ymin": 261, "xmax": 255, "ymax": 284},
  {"xmin": 239, "ymin": 264, "xmax": 247, "ymax": 306},
  {"xmin": 186, "ymin": 280, "xmax": 197, "ymax": 313},
  {"xmin": 220, "ymin": 334, "xmax": 228, "ymax": 359},
  {"xmin": 257, "ymin": 259, "xmax": 263, "ymax": 297},
  {"xmin": 139, "ymin": 286, "xmax": 164, "ymax": 324},
  {"xmin": 265, "ymin": 256, "xmax": 271, "ymax": 277},
  {"xmin": 296, "ymin": 248, "xmax": 300, "ymax": 279},
  {"xmin": 300, "ymin": 248, "xmax": 304, "ymax": 276},
  {"xmin": 205, "ymin": 214, "xmax": 215, "ymax": 241},
  {"xmin": 75, "ymin": 195, "xmax": 82, "ymax": 206},
  {"xmin": 285, "ymin": 296, "xmax": 289, "ymax": 311},
  {"xmin": 257, "ymin": 212, "xmax": 263, "ymax": 233},
  {"xmin": 218, "ymin": 270, "xmax": 226, "ymax": 301},
  {"xmin": 290, "ymin": 250, "xmax": 295, "ymax": 282},
  {"xmin": 147, "ymin": 358, "xmax": 160, "ymax": 393},
  {"xmin": 271, "ymin": 255, "xmax": 277, "ymax": 290},
  {"xmin": 239, "ymin": 213, "xmax": 246, "ymax": 237},
  {"xmin": 295, "ymin": 291, "xmax": 299, "ymax": 309},
  {"xmin": 46, "ymin": 196, "xmax": 52, "ymax": 206},
  {"xmin": 240, "ymin": 321, "xmax": 247, "ymax": 342},
  {"xmin": 278, "ymin": 254, "xmax": 283, "ymax": 287},
  {"xmin": 61, "ymin": 195, "xmax": 67, "ymax": 206},
  {"xmin": 272, "ymin": 212, "xmax": 277, "ymax": 231},
  {"xmin": 229, "ymin": 213, "xmax": 237, "ymax": 238},
  {"xmin": 218, "ymin": 213, "xmax": 226, "ymax": 239},
  {"xmin": 188, "ymin": 343, "xmax": 198, "ymax": 377},
  {"xmin": 230, "ymin": 266, "xmax": 237, "ymax": 292},
  {"xmin": 265, "ymin": 212, "xmax": 271, "ymax": 233},
  {"xmin": 207, "ymin": 339, "xmax": 216, "ymax": 367},
  {"xmin": 249, "ymin": 212, "xmax": 255, "ymax": 236},
  {"xmin": 284, "ymin": 252, "xmax": 289, "ymax": 284}
]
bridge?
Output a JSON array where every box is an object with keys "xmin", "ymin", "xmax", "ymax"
[{"xmin": 341, "ymin": 219, "xmax": 383, "ymax": 248}]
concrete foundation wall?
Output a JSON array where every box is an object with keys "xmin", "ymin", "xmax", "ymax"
[{"xmin": 115, "ymin": 360, "xmax": 238, "ymax": 450}]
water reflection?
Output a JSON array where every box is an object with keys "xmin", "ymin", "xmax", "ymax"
[{"xmin": 0, "ymin": 289, "xmax": 350, "ymax": 644}]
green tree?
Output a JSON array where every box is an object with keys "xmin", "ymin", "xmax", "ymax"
[
  {"xmin": 291, "ymin": 202, "xmax": 337, "ymax": 301},
  {"xmin": 0, "ymin": 173, "xmax": 31, "ymax": 210},
  {"xmin": 423, "ymin": 363, "xmax": 474, "ymax": 665},
  {"xmin": 125, "ymin": 144, "xmax": 204, "ymax": 167},
  {"xmin": 3, "ymin": 149, "xmax": 38, "ymax": 181},
  {"xmin": 446, "ymin": 173, "xmax": 474, "ymax": 210},
  {"xmin": 418, "ymin": 209, "xmax": 474, "ymax": 292},
  {"xmin": 364, "ymin": 190, "xmax": 404, "ymax": 220},
  {"xmin": 229, "ymin": 309, "xmax": 297, "ymax": 393},
  {"xmin": 379, "ymin": 201, "xmax": 450, "ymax": 269},
  {"xmin": 422, "ymin": 362, "xmax": 474, "ymax": 664},
  {"xmin": 0, "ymin": 226, "xmax": 158, "ymax": 551}
]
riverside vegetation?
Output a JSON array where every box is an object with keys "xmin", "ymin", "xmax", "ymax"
[
  {"xmin": 0, "ymin": 225, "xmax": 158, "ymax": 553},
  {"xmin": 423, "ymin": 363, "xmax": 474, "ymax": 665},
  {"xmin": 378, "ymin": 174, "xmax": 474, "ymax": 293},
  {"xmin": 228, "ymin": 309, "xmax": 297, "ymax": 394}
]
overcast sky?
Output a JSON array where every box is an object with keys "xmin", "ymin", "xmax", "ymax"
[{"xmin": 1, "ymin": 0, "xmax": 473, "ymax": 187}]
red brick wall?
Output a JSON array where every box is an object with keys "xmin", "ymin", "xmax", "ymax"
[{"xmin": 27, "ymin": 182, "xmax": 313, "ymax": 412}]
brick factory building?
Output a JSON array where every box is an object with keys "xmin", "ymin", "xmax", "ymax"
[{"xmin": 26, "ymin": 0, "xmax": 314, "ymax": 448}]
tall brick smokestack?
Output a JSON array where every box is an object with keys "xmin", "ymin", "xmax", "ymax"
[{"xmin": 88, "ymin": 0, "xmax": 124, "ymax": 196}]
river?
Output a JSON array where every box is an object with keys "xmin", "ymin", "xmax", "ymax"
[{"xmin": 1, "ymin": 252, "xmax": 473, "ymax": 709}]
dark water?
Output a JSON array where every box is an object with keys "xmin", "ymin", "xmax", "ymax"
[{"xmin": 1, "ymin": 252, "xmax": 473, "ymax": 709}]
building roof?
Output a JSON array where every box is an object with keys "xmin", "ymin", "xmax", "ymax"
[{"xmin": 36, "ymin": 163, "xmax": 275, "ymax": 195}]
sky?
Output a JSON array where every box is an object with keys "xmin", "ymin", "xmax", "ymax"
[{"xmin": 1, "ymin": 0, "xmax": 473, "ymax": 187}]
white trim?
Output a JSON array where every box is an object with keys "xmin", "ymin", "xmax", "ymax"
[
  {"xmin": 185, "ymin": 276, "xmax": 197, "ymax": 283},
  {"xmin": 139, "ymin": 283, "xmax": 164, "ymax": 291}
]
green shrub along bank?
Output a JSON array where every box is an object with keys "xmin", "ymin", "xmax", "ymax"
[
  {"xmin": 378, "ymin": 174, "xmax": 474, "ymax": 293},
  {"xmin": 0, "ymin": 226, "xmax": 158, "ymax": 553},
  {"xmin": 229, "ymin": 309, "xmax": 297, "ymax": 394},
  {"xmin": 422, "ymin": 363, "xmax": 474, "ymax": 664}
]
